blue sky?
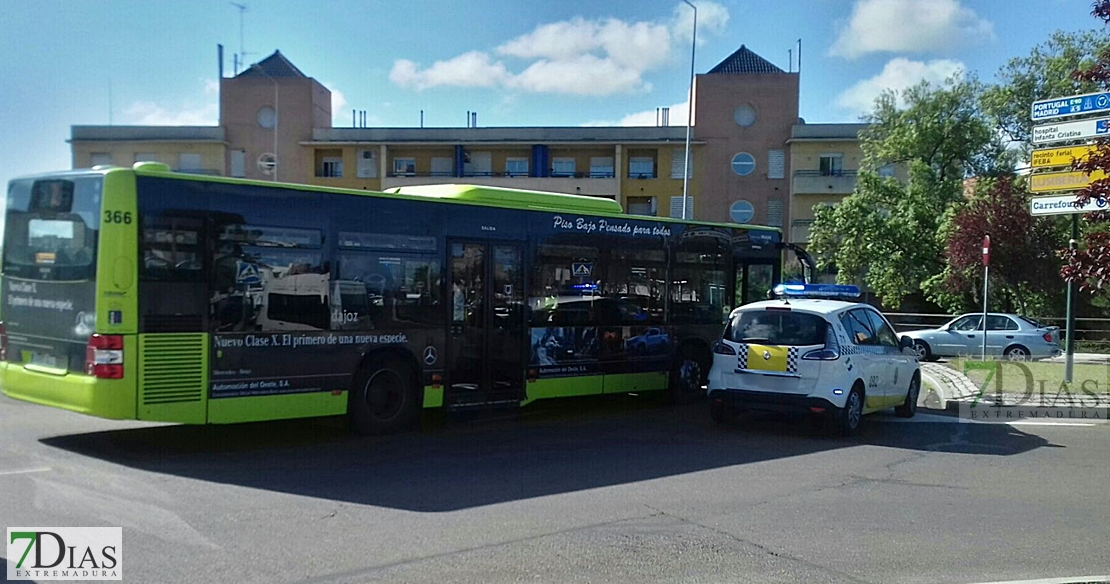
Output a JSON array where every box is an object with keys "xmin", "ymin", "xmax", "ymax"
[{"xmin": 0, "ymin": 0, "xmax": 1100, "ymax": 189}]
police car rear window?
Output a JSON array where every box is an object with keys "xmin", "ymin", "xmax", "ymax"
[{"xmin": 729, "ymin": 310, "xmax": 827, "ymax": 346}]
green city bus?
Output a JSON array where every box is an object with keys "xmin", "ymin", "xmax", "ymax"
[{"xmin": 1, "ymin": 162, "xmax": 795, "ymax": 434}]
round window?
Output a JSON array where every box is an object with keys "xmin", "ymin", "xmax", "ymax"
[
  {"xmin": 731, "ymin": 152, "xmax": 756, "ymax": 176},
  {"xmin": 734, "ymin": 104, "xmax": 756, "ymax": 127},
  {"xmin": 257, "ymin": 106, "xmax": 276, "ymax": 129}
]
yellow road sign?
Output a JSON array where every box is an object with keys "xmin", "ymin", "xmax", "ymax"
[
  {"xmin": 1030, "ymin": 145, "xmax": 1096, "ymax": 169},
  {"xmin": 1030, "ymin": 169, "xmax": 1107, "ymax": 193}
]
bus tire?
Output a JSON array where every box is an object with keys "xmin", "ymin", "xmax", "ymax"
[
  {"xmin": 670, "ymin": 349, "xmax": 704, "ymax": 405},
  {"xmin": 349, "ymin": 355, "xmax": 420, "ymax": 436}
]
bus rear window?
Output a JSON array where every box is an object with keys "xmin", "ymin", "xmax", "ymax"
[
  {"xmin": 3, "ymin": 177, "xmax": 102, "ymax": 281},
  {"xmin": 729, "ymin": 310, "xmax": 827, "ymax": 346}
]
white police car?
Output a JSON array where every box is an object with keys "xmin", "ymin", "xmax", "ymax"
[{"xmin": 707, "ymin": 284, "xmax": 920, "ymax": 435}]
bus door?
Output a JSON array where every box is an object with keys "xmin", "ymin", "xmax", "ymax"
[
  {"xmin": 737, "ymin": 259, "xmax": 777, "ymax": 305},
  {"xmin": 446, "ymin": 241, "xmax": 526, "ymax": 407}
]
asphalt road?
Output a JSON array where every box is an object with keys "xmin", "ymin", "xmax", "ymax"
[{"xmin": 2, "ymin": 393, "xmax": 1108, "ymax": 584}]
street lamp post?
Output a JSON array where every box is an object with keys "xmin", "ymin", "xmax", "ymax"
[
  {"xmin": 681, "ymin": 0, "xmax": 697, "ymax": 220},
  {"xmin": 253, "ymin": 64, "xmax": 279, "ymax": 181}
]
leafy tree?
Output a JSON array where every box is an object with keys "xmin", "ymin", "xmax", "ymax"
[
  {"xmin": 982, "ymin": 30, "xmax": 1107, "ymax": 149},
  {"xmin": 1062, "ymin": 1, "xmax": 1110, "ymax": 297},
  {"xmin": 808, "ymin": 77, "xmax": 994, "ymax": 307},
  {"xmin": 940, "ymin": 177, "xmax": 1063, "ymax": 315}
]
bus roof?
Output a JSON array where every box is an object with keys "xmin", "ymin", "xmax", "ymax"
[{"xmin": 51, "ymin": 162, "xmax": 782, "ymax": 234}]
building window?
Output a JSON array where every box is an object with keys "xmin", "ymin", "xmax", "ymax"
[
  {"xmin": 431, "ymin": 157, "xmax": 453, "ymax": 177},
  {"xmin": 628, "ymin": 157, "xmax": 655, "ymax": 179},
  {"xmin": 627, "ymin": 196, "xmax": 656, "ymax": 216},
  {"xmin": 179, "ymin": 153, "xmax": 202, "ymax": 172},
  {"xmin": 768, "ymin": 149, "xmax": 785, "ymax": 180},
  {"xmin": 356, "ymin": 149, "xmax": 378, "ymax": 178},
  {"xmin": 733, "ymin": 104, "xmax": 757, "ymax": 127},
  {"xmin": 670, "ymin": 149, "xmax": 692, "ymax": 179},
  {"xmin": 767, "ymin": 200, "xmax": 783, "ymax": 227},
  {"xmin": 90, "ymin": 152, "xmax": 112, "ymax": 167},
  {"xmin": 731, "ymin": 152, "xmax": 755, "ymax": 176},
  {"xmin": 393, "ymin": 157, "xmax": 416, "ymax": 177},
  {"xmin": 670, "ymin": 196, "xmax": 693, "ymax": 219},
  {"xmin": 551, "ymin": 157, "xmax": 576, "ymax": 177},
  {"xmin": 463, "ymin": 151, "xmax": 492, "ymax": 176},
  {"xmin": 135, "ymin": 153, "xmax": 159, "ymax": 163},
  {"xmin": 878, "ymin": 164, "xmax": 895, "ymax": 178},
  {"xmin": 257, "ymin": 106, "xmax": 276, "ymax": 129},
  {"xmin": 819, "ymin": 154, "xmax": 843, "ymax": 176},
  {"xmin": 506, "ymin": 158, "xmax": 529, "ymax": 177},
  {"xmin": 320, "ymin": 156, "xmax": 343, "ymax": 178},
  {"xmin": 230, "ymin": 150, "xmax": 246, "ymax": 177},
  {"xmin": 589, "ymin": 157, "xmax": 614, "ymax": 178}
]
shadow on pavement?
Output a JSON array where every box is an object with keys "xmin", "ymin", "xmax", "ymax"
[{"xmin": 40, "ymin": 395, "xmax": 1053, "ymax": 512}]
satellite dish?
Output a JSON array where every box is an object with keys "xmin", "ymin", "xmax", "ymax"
[{"xmin": 258, "ymin": 153, "xmax": 277, "ymax": 175}]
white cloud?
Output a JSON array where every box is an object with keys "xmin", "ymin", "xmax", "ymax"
[
  {"xmin": 203, "ymin": 79, "xmax": 219, "ymax": 95},
  {"xmin": 584, "ymin": 99, "xmax": 690, "ymax": 127},
  {"xmin": 671, "ymin": 1, "xmax": 729, "ymax": 44},
  {"xmin": 390, "ymin": 51, "xmax": 510, "ymax": 90},
  {"xmin": 122, "ymin": 101, "xmax": 218, "ymax": 126},
  {"xmin": 829, "ymin": 0, "xmax": 994, "ymax": 59},
  {"xmin": 390, "ymin": 2, "xmax": 728, "ymax": 96},
  {"xmin": 835, "ymin": 58, "xmax": 964, "ymax": 115}
]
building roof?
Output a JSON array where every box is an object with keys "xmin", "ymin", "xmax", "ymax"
[
  {"xmin": 789, "ymin": 123, "xmax": 868, "ymax": 141},
  {"xmin": 70, "ymin": 126, "xmax": 225, "ymax": 142},
  {"xmin": 707, "ymin": 45, "xmax": 784, "ymax": 74},
  {"xmin": 310, "ymin": 126, "xmax": 696, "ymax": 144},
  {"xmin": 235, "ymin": 50, "xmax": 307, "ymax": 78}
]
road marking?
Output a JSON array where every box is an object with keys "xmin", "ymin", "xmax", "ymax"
[
  {"xmin": 963, "ymin": 576, "xmax": 1109, "ymax": 584},
  {"xmin": 875, "ymin": 413, "xmax": 1102, "ymax": 427},
  {"xmin": 0, "ymin": 467, "xmax": 52, "ymax": 477}
]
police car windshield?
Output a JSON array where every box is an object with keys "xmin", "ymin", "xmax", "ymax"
[{"xmin": 730, "ymin": 310, "xmax": 827, "ymax": 346}]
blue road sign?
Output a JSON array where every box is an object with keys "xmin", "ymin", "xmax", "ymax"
[
  {"xmin": 235, "ymin": 261, "xmax": 262, "ymax": 284},
  {"xmin": 571, "ymin": 262, "xmax": 592, "ymax": 277},
  {"xmin": 1032, "ymin": 91, "xmax": 1110, "ymax": 122}
]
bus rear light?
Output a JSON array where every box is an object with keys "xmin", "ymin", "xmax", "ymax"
[
  {"xmin": 0, "ymin": 323, "xmax": 7, "ymax": 361},
  {"xmin": 85, "ymin": 334, "xmax": 123, "ymax": 379}
]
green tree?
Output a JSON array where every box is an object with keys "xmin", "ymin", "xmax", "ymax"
[
  {"xmin": 981, "ymin": 30, "xmax": 1106, "ymax": 149},
  {"xmin": 808, "ymin": 77, "xmax": 994, "ymax": 307}
]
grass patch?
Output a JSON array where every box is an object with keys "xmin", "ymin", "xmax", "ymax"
[{"xmin": 947, "ymin": 358, "xmax": 1110, "ymax": 396}]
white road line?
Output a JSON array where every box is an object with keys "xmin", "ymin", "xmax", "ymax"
[
  {"xmin": 0, "ymin": 467, "xmax": 52, "ymax": 477},
  {"xmin": 964, "ymin": 576, "xmax": 1110, "ymax": 584}
]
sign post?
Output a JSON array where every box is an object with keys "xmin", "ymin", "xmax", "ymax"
[
  {"xmin": 1028, "ymin": 92, "xmax": 1109, "ymax": 382},
  {"xmin": 982, "ymin": 235, "xmax": 990, "ymax": 362}
]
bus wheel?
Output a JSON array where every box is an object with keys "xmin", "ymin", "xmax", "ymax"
[
  {"xmin": 670, "ymin": 351, "xmax": 704, "ymax": 405},
  {"xmin": 349, "ymin": 356, "xmax": 419, "ymax": 435}
]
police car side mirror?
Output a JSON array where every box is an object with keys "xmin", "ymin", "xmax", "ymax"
[{"xmin": 899, "ymin": 335, "xmax": 913, "ymax": 350}]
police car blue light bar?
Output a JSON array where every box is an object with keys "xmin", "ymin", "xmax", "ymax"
[{"xmin": 773, "ymin": 283, "xmax": 861, "ymax": 298}]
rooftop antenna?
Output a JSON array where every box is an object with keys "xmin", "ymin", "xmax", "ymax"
[{"xmin": 230, "ymin": 2, "xmax": 248, "ymax": 75}]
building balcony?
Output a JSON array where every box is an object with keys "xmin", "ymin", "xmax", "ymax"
[
  {"xmin": 381, "ymin": 174, "xmax": 619, "ymax": 197},
  {"xmin": 792, "ymin": 170, "xmax": 858, "ymax": 195}
]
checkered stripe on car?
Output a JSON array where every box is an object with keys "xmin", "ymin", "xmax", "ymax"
[
  {"xmin": 786, "ymin": 347, "xmax": 799, "ymax": 373},
  {"xmin": 736, "ymin": 343, "xmax": 749, "ymax": 369}
]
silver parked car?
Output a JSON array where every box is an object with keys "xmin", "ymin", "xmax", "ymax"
[{"xmin": 902, "ymin": 313, "xmax": 1061, "ymax": 361}]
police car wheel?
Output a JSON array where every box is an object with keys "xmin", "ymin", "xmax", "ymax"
[
  {"xmin": 895, "ymin": 374, "xmax": 920, "ymax": 418},
  {"xmin": 836, "ymin": 385, "xmax": 864, "ymax": 437},
  {"xmin": 670, "ymin": 355, "xmax": 703, "ymax": 405}
]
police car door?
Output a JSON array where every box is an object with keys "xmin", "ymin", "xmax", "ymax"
[
  {"xmin": 838, "ymin": 309, "xmax": 884, "ymax": 408},
  {"xmin": 864, "ymin": 308, "xmax": 910, "ymax": 406}
]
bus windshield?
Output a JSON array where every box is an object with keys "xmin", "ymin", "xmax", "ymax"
[{"xmin": 3, "ymin": 176, "xmax": 102, "ymax": 281}]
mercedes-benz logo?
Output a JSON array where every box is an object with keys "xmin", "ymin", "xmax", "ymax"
[
  {"xmin": 423, "ymin": 346, "xmax": 438, "ymax": 366},
  {"xmin": 762, "ymin": 350, "xmax": 771, "ymax": 360}
]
